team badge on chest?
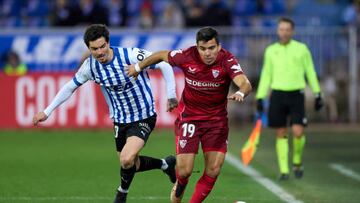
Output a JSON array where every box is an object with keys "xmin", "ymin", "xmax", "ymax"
[{"xmin": 212, "ymin": 69, "xmax": 220, "ymax": 78}]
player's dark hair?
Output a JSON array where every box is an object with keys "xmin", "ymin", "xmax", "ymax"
[
  {"xmin": 83, "ymin": 24, "xmax": 110, "ymax": 47},
  {"xmin": 196, "ymin": 27, "xmax": 219, "ymax": 44},
  {"xmin": 278, "ymin": 17, "xmax": 295, "ymax": 29}
]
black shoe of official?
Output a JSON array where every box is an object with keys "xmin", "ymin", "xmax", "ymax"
[
  {"xmin": 163, "ymin": 155, "xmax": 176, "ymax": 183},
  {"xmin": 114, "ymin": 191, "xmax": 127, "ymax": 203},
  {"xmin": 278, "ymin": 173, "xmax": 290, "ymax": 181},
  {"xmin": 293, "ymin": 164, "xmax": 304, "ymax": 179}
]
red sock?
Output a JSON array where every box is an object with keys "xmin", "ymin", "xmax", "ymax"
[{"xmin": 190, "ymin": 172, "xmax": 217, "ymax": 203}]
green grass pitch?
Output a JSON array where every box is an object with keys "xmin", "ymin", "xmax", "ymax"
[{"xmin": 0, "ymin": 126, "xmax": 359, "ymax": 203}]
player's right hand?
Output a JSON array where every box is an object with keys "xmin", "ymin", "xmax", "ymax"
[
  {"xmin": 256, "ymin": 99, "xmax": 264, "ymax": 113},
  {"xmin": 167, "ymin": 98, "xmax": 179, "ymax": 112},
  {"xmin": 32, "ymin": 112, "xmax": 48, "ymax": 126}
]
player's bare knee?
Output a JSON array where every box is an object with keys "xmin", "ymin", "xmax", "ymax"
[
  {"xmin": 276, "ymin": 128, "xmax": 287, "ymax": 138},
  {"xmin": 292, "ymin": 125, "xmax": 303, "ymax": 137},
  {"xmin": 205, "ymin": 166, "xmax": 221, "ymax": 177},
  {"xmin": 177, "ymin": 168, "xmax": 192, "ymax": 179},
  {"xmin": 120, "ymin": 153, "xmax": 135, "ymax": 168}
]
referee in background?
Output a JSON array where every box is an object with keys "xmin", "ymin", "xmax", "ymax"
[{"xmin": 256, "ymin": 17, "xmax": 324, "ymax": 180}]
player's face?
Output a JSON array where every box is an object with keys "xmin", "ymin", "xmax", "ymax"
[
  {"xmin": 277, "ymin": 21, "xmax": 293, "ymax": 44},
  {"xmin": 88, "ymin": 37, "xmax": 111, "ymax": 63},
  {"xmin": 197, "ymin": 38, "xmax": 221, "ymax": 65}
]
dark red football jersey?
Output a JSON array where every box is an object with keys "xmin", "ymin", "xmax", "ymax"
[{"xmin": 168, "ymin": 46, "xmax": 244, "ymax": 121}]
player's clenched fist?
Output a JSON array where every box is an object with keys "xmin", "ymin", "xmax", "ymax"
[
  {"xmin": 167, "ymin": 98, "xmax": 179, "ymax": 112},
  {"xmin": 32, "ymin": 112, "xmax": 48, "ymax": 126}
]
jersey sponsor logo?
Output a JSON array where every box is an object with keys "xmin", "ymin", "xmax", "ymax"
[
  {"xmin": 230, "ymin": 64, "xmax": 243, "ymax": 73},
  {"xmin": 170, "ymin": 49, "xmax": 182, "ymax": 57},
  {"xmin": 108, "ymin": 84, "xmax": 124, "ymax": 91},
  {"xmin": 185, "ymin": 77, "xmax": 220, "ymax": 88},
  {"xmin": 137, "ymin": 49, "xmax": 146, "ymax": 61},
  {"xmin": 212, "ymin": 69, "xmax": 219, "ymax": 78},
  {"xmin": 107, "ymin": 82, "xmax": 133, "ymax": 91},
  {"xmin": 179, "ymin": 139, "xmax": 187, "ymax": 148}
]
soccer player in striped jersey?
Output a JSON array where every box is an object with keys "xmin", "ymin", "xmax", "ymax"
[
  {"xmin": 127, "ymin": 27, "xmax": 252, "ymax": 203},
  {"xmin": 32, "ymin": 24, "xmax": 178, "ymax": 203}
]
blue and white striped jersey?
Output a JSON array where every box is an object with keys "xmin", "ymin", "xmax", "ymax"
[{"xmin": 73, "ymin": 46, "xmax": 176, "ymax": 124}]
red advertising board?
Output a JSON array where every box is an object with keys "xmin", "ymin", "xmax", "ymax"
[{"xmin": 0, "ymin": 72, "xmax": 184, "ymax": 129}]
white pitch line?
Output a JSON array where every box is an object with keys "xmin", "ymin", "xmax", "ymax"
[
  {"xmin": 0, "ymin": 196, "xmax": 169, "ymax": 201},
  {"xmin": 329, "ymin": 163, "xmax": 360, "ymax": 182},
  {"xmin": 226, "ymin": 153, "xmax": 303, "ymax": 203}
]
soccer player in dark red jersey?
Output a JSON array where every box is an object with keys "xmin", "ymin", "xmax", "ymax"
[{"xmin": 126, "ymin": 27, "xmax": 252, "ymax": 203}]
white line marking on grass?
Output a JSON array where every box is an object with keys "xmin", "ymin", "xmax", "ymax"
[
  {"xmin": 226, "ymin": 153, "xmax": 303, "ymax": 203},
  {"xmin": 0, "ymin": 196, "xmax": 169, "ymax": 201},
  {"xmin": 329, "ymin": 163, "xmax": 360, "ymax": 181}
]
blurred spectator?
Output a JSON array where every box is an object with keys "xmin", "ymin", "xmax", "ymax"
[
  {"xmin": 322, "ymin": 75, "xmax": 338, "ymax": 122},
  {"xmin": 342, "ymin": 0, "xmax": 360, "ymax": 26},
  {"xmin": 21, "ymin": 0, "xmax": 50, "ymax": 27},
  {"xmin": 107, "ymin": 0, "xmax": 128, "ymax": 27},
  {"xmin": 3, "ymin": 51, "xmax": 27, "ymax": 76},
  {"xmin": 159, "ymin": 1, "xmax": 184, "ymax": 28},
  {"xmin": 342, "ymin": 0, "xmax": 360, "ymax": 47},
  {"xmin": 256, "ymin": 0, "xmax": 285, "ymax": 15},
  {"xmin": 138, "ymin": 0, "xmax": 154, "ymax": 29},
  {"xmin": 232, "ymin": 0, "xmax": 257, "ymax": 16},
  {"xmin": 50, "ymin": 0, "xmax": 77, "ymax": 26},
  {"xmin": 0, "ymin": 0, "xmax": 24, "ymax": 27},
  {"xmin": 203, "ymin": 0, "xmax": 232, "ymax": 26},
  {"xmin": 181, "ymin": 0, "xmax": 206, "ymax": 27},
  {"xmin": 72, "ymin": 0, "xmax": 108, "ymax": 26}
]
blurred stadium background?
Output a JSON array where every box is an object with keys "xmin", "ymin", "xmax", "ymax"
[{"xmin": 0, "ymin": 0, "xmax": 360, "ymax": 203}]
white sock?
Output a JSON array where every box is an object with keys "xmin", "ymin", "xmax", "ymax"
[{"xmin": 161, "ymin": 159, "xmax": 168, "ymax": 170}]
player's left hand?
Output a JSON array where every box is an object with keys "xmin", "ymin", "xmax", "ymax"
[
  {"xmin": 227, "ymin": 92, "xmax": 244, "ymax": 102},
  {"xmin": 125, "ymin": 64, "xmax": 139, "ymax": 79},
  {"xmin": 167, "ymin": 98, "xmax": 178, "ymax": 112}
]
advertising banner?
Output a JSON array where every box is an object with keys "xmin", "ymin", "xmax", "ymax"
[{"xmin": 0, "ymin": 72, "xmax": 184, "ymax": 129}]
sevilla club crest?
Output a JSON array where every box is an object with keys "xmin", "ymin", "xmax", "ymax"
[
  {"xmin": 212, "ymin": 69, "xmax": 219, "ymax": 78},
  {"xmin": 179, "ymin": 140, "xmax": 187, "ymax": 148}
]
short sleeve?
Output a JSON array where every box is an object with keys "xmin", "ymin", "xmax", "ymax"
[
  {"xmin": 168, "ymin": 49, "xmax": 186, "ymax": 67},
  {"xmin": 129, "ymin": 47, "xmax": 157, "ymax": 69},
  {"xmin": 224, "ymin": 53, "xmax": 243, "ymax": 79},
  {"xmin": 74, "ymin": 58, "xmax": 92, "ymax": 85}
]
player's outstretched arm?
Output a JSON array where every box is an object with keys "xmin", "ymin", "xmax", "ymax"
[
  {"xmin": 155, "ymin": 61, "xmax": 178, "ymax": 112},
  {"xmin": 126, "ymin": 50, "xmax": 170, "ymax": 78},
  {"xmin": 32, "ymin": 79, "xmax": 79, "ymax": 126},
  {"xmin": 228, "ymin": 74, "xmax": 252, "ymax": 102}
]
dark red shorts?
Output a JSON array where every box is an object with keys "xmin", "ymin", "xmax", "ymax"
[{"xmin": 174, "ymin": 118, "xmax": 229, "ymax": 154}]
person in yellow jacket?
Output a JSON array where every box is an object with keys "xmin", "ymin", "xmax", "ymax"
[
  {"xmin": 3, "ymin": 51, "xmax": 27, "ymax": 76},
  {"xmin": 256, "ymin": 17, "xmax": 323, "ymax": 180}
]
